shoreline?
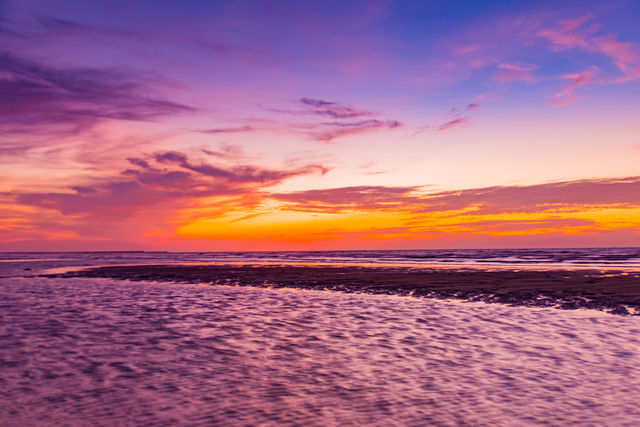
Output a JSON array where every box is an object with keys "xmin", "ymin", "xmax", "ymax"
[{"xmin": 45, "ymin": 264, "xmax": 640, "ymax": 316}]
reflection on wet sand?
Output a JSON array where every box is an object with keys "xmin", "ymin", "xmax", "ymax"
[{"xmin": 2, "ymin": 276, "xmax": 640, "ymax": 425}]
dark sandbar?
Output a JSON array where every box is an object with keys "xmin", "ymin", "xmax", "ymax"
[{"xmin": 47, "ymin": 264, "xmax": 640, "ymax": 315}]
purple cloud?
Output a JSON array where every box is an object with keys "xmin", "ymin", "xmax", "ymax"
[
  {"xmin": 127, "ymin": 157, "xmax": 151, "ymax": 169},
  {"xmin": 14, "ymin": 150, "xmax": 331, "ymax": 220},
  {"xmin": 154, "ymin": 151, "xmax": 329, "ymax": 184},
  {"xmin": 0, "ymin": 52, "xmax": 195, "ymax": 135},
  {"xmin": 271, "ymin": 176, "xmax": 640, "ymax": 215},
  {"xmin": 199, "ymin": 125, "xmax": 254, "ymax": 134},
  {"xmin": 300, "ymin": 97, "xmax": 371, "ymax": 119},
  {"xmin": 314, "ymin": 119, "xmax": 401, "ymax": 142},
  {"xmin": 437, "ymin": 116, "xmax": 470, "ymax": 132},
  {"xmin": 272, "ymin": 186, "xmax": 418, "ymax": 212}
]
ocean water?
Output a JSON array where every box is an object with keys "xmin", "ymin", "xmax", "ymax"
[
  {"xmin": 2, "ymin": 247, "xmax": 640, "ymax": 274},
  {"xmin": 1, "ymin": 250, "xmax": 640, "ymax": 425}
]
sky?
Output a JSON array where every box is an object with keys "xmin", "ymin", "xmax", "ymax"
[{"xmin": 1, "ymin": 0, "xmax": 640, "ymax": 251}]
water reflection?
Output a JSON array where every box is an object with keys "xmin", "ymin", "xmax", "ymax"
[{"xmin": 1, "ymin": 276, "xmax": 639, "ymax": 425}]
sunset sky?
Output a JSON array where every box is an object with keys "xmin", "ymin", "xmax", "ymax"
[{"xmin": 2, "ymin": 0, "xmax": 640, "ymax": 251}]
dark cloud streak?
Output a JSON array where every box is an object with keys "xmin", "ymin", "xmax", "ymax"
[
  {"xmin": 271, "ymin": 176, "xmax": 640, "ymax": 215},
  {"xmin": 300, "ymin": 97, "xmax": 371, "ymax": 119},
  {"xmin": 155, "ymin": 151, "xmax": 329, "ymax": 184},
  {"xmin": 0, "ymin": 52, "xmax": 195, "ymax": 136}
]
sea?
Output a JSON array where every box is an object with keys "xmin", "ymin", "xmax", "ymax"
[{"xmin": 1, "ymin": 248, "xmax": 640, "ymax": 425}]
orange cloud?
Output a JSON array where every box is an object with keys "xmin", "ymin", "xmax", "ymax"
[
  {"xmin": 174, "ymin": 177, "xmax": 640, "ymax": 247},
  {"xmin": 7, "ymin": 158, "xmax": 640, "ymax": 250}
]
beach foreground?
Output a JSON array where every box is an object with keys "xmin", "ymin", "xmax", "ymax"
[
  {"xmin": 2, "ymin": 274, "xmax": 640, "ymax": 425},
  {"xmin": 49, "ymin": 264, "xmax": 640, "ymax": 315}
]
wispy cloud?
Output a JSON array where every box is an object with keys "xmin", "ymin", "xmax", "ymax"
[
  {"xmin": 199, "ymin": 125, "xmax": 254, "ymax": 134},
  {"xmin": 314, "ymin": 119, "xmax": 401, "ymax": 142},
  {"xmin": 259, "ymin": 97, "xmax": 401, "ymax": 142},
  {"xmin": 427, "ymin": 176, "xmax": 640, "ymax": 214},
  {"xmin": 0, "ymin": 52, "xmax": 195, "ymax": 135},
  {"xmin": 437, "ymin": 116, "xmax": 471, "ymax": 132},
  {"xmin": 9, "ymin": 150, "xmax": 332, "ymax": 245},
  {"xmin": 537, "ymin": 14, "xmax": 640, "ymax": 88},
  {"xmin": 201, "ymin": 144, "xmax": 247, "ymax": 160},
  {"xmin": 537, "ymin": 15, "xmax": 596, "ymax": 51},
  {"xmin": 271, "ymin": 176, "xmax": 640, "ymax": 215},
  {"xmin": 155, "ymin": 151, "xmax": 329, "ymax": 184},
  {"xmin": 551, "ymin": 67, "xmax": 598, "ymax": 106},
  {"xmin": 494, "ymin": 63, "xmax": 538, "ymax": 83},
  {"xmin": 300, "ymin": 97, "xmax": 371, "ymax": 119},
  {"xmin": 432, "ymin": 103, "xmax": 480, "ymax": 132},
  {"xmin": 272, "ymin": 185, "xmax": 419, "ymax": 212}
]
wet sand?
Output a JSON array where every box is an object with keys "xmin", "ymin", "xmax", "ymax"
[
  {"xmin": 48, "ymin": 264, "xmax": 640, "ymax": 315},
  {"xmin": 5, "ymin": 275, "xmax": 640, "ymax": 425}
]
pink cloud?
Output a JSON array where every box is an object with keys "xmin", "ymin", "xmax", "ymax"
[
  {"xmin": 262, "ymin": 97, "xmax": 402, "ymax": 142},
  {"xmin": 199, "ymin": 126, "xmax": 254, "ymax": 134},
  {"xmin": 592, "ymin": 34, "xmax": 640, "ymax": 82},
  {"xmin": 272, "ymin": 176, "xmax": 640, "ymax": 216},
  {"xmin": 15, "ymin": 151, "xmax": 330, "ymax": 219},
  {"xmin": 537, "ymin": 14, "xmax": 596, "ymax": 50},
  {"xmin": 551, "ymin": 67, "xmax": 598, "ymax": 106},
  {"xmin": 494, "ymin": 63, "xmax": 538, "ymax": 83},
  {"xmin": 538, "ymin": 15, "xmax": 640, "ymax": 85},
  {"xmin": 272, "ymin": 185, "xmax": 419, "ymax": 212},
  {"xmin": 437, "ymin": 116, "xmax": 470, "ymax": 131},
  {"xmin": 412, "ymin": 103, "xmax": 480, "ymax": 136}
]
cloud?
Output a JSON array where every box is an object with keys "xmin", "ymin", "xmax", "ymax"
[
  {"xmin": 437, "ymin": 116, "xmax": 470, "ymax": 132},
  {"xmin": 447, "ymin": 218, "xmax": 597, "ymax": 232},
  {"xmin": 271, "ymin": 176, "xmax": 640, "ymax": 215},
  {"xmin": 314, "ymin": 119, "xmax": 401, "ymax": 142},
  {"xmin": 199, "ymin": 125, "xmax": 254, "ymax": 134},
  {"xmin": 272, "ymin": 186, "xmax": 420, "ymax": 212},
  {"xmin": 260, "ymin": 97, "xmax": 401, "ymax": 142},
  {"xmin": 154, "ymin": 151, "xmax": 329, "ymax": 184},
  {"xmin": 592, "ymin": 34, "xmax": 640, "ymax": 82},
  {"xmin": 0, "ymin": 52, "xmax": 195, "ymax": 135},
  {"xmin": 418, "ymin": 103, "xmax": 480, "ymax": 133},
  {"xmin": 127, "ymin": 157, "xmax": 151, "ymax": 169},
  {"xmin": 10, "ymin": 151, "xmax": 328, "ymax": 224},
  {"xmin": 494, "ymin": 63, "xmax": 538, "ymax": 83},
  {"xmin": 537, "ymin": 15, "xmax": 596, "ymax": 50},
  {"xmin": 420, "ymin": 176, "xmax": 640, "ymax": 215},
  {"xmin": 537, "ymin": 15, "xmax": 640, "ymax": 85},
  {"xmin": 202, "ymin": 144, "xmax": 247, "ymax": 160},
  {"xmin": 300, "ymin": 97, "xmax": 371, "ymax": 119},
  {"xmin": 551, "ymin": 67, "xmax": 598, "ymax": 106},
  {"xmin": 299, "ymin": 97, "xmax": 401, "ymax": 141}
]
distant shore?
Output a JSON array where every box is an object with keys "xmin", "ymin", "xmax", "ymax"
[{"xmin": 47, "ymin": 264, "xmax": 640, "ymax": 316}]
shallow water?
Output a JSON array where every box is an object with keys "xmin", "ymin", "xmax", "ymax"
[
  {"xmin": 3, "ymin": 247, "xmax": 640, "ymax": 272},
  {"xmin": 2, "ymin": 273, "xmax": 640, "ymax": 426}
]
